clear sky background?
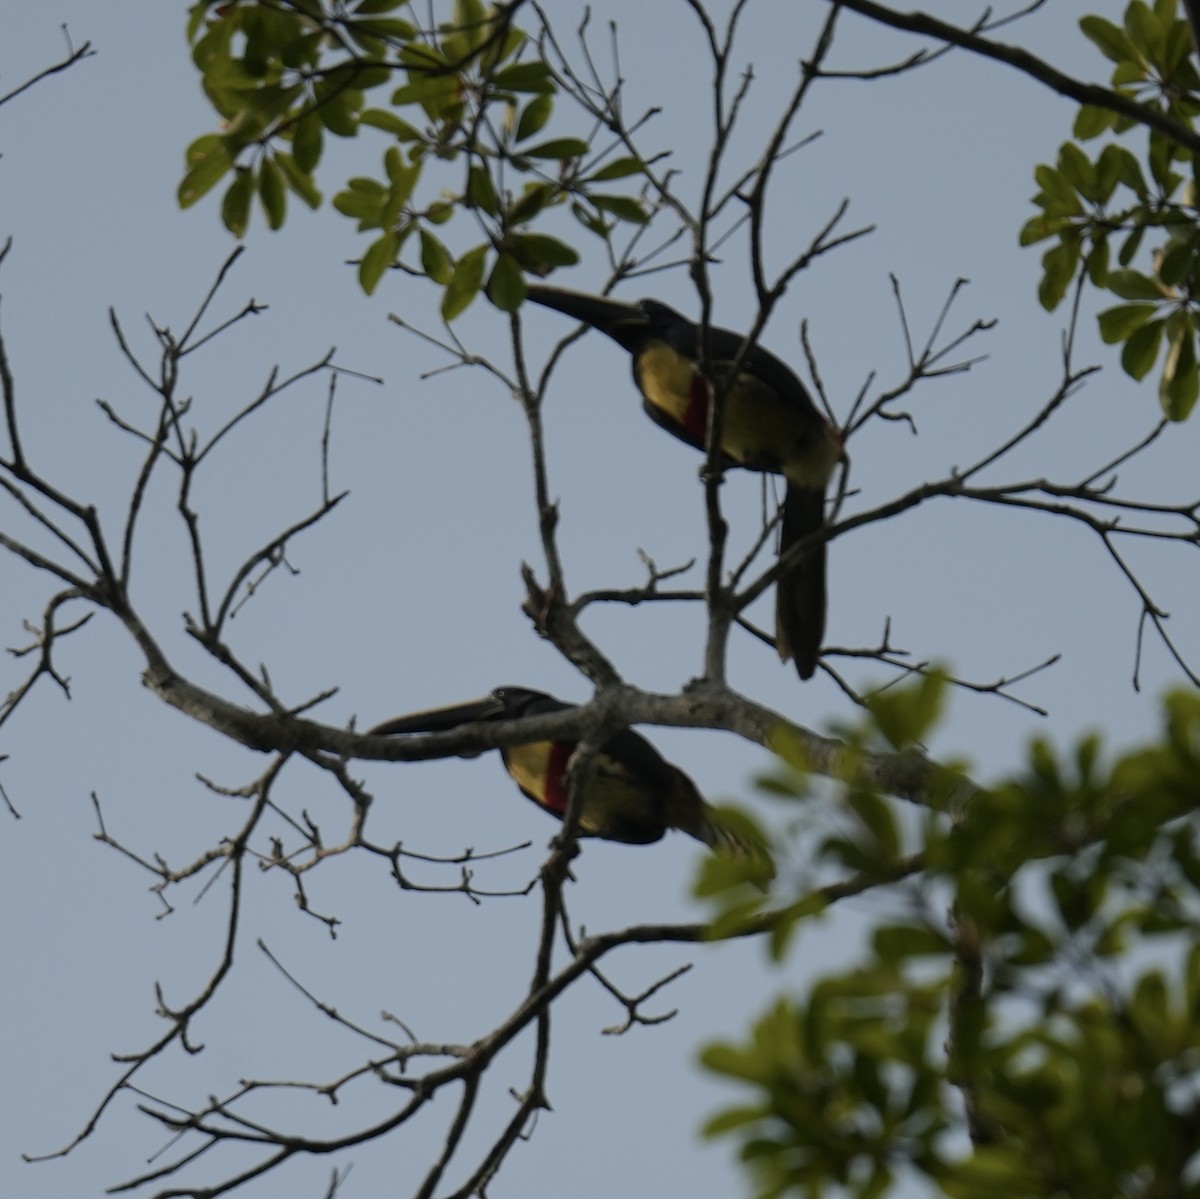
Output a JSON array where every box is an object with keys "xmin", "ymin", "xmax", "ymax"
[{"xmin": 3, "ymin": 3, "xmax": 1198, "ymax": 1197}]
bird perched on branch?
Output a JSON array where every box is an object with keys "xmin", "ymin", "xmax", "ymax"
[
  {"xmin": 525, "ymin": 284, "xmax": 842, "ymax": 680},
  {"xmin": 369, "ymin": 685, "xmax": 766, "ymax": 861}
]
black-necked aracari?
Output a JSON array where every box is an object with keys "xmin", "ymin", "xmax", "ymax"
[
  {"xmin": 369, "ymin": 685, "xmax": 761, "ymax": 858},
  {"xmin": 525, "ymin": 284, "xmax": 842, "ymax": 680}
]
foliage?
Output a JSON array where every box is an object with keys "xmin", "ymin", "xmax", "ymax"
[
  {"xmin": 1023, "ymin": 0, "xmax": 1200, "ymax": 418},
  {"xmin": 701, "ymin": 687, "xmax": 1200, "ymax": 1199},
  {"xmin": 184, "ymin": 0, "xmax": 649, "ymax": 305}
]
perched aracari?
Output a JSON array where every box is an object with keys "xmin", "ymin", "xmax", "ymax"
[
  {"xmin": 369, "ymin": 685, "xmax": 761, "ymax": 857},
  {"xmin": 525, "ymin": 284, "xmax": 842, "ymax": 680}
]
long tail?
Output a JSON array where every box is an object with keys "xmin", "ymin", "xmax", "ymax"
[{"xmin": 776, "ymin": 483, "xmax": 827, "ymax": 681}]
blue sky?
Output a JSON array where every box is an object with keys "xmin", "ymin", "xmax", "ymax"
[{"xmin": 3, "ymin": 3, "xmax": 1198, "ymax": 1197}]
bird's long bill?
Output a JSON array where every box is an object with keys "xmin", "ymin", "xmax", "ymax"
[
  {"xmin": 368, "ymin": 694, "xmax": 505, "ymax": 737},
  {"xmin": 525, "ymin": 285, "xmax": 645, "ymax": 342}
]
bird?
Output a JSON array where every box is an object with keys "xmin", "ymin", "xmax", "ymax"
[
  {"xmin": 369, "ymin": 685, "xmax": 767, "ymax": 861},
  {"xmin": 525, "ymin": 284, "xmax": 842, "ymax": 680}
]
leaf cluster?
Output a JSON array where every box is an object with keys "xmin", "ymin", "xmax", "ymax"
[
  {"xmin": 1023, "ymin": 0, "xmax": 1200, "ymax": 418},
  {"xmin": 183, "ymin": 0, "xmax": 650, "ymax": 308},
  {"xmin": 702, "ymin": 686, "xmax": 1200, "ymax": 1198}
]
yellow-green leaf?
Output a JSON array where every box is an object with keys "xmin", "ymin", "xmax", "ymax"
[
  {"xmin": 486, "ymin": 251, "xmax": 526, "ymax": 311},
  {"xmin": 514, "ymin": 94, "xmax": 553, "ymax": 142},
  {"xmin": 442, "ymin": 244, "xmax": 488, "ymax": 320},
  {"xmin": 1161, "ymin": 321, "xmax": 1199, "ymax": 419},
  {"xmin": 523, "ymin": 137, "xmax": 588, "ymax": 160},
  {"xmin": 292, "ymin": 111, "xmax": 324, "ymax": 173},
  {"xmin": 1121, "ymin": 317, "xmax": 1164, "ymax": 380},
  {"xmin": 259, "ymin": 157, "xmax": 286, "ymax": 229},
  {"xmin": 220, "ymin": 167, "xmax": 254, "ymax": 237},
  {"xmin": 591, "ymin": 194, "xmax": 649, "ymax": 224},
  {"xmin": 275, "ymin": 152, "xmax": 322, "ymax": 209},
  {"xmin": 419, "ymin": 228, "xmax": 454, "ymax": 284},
  {"xmin": 1097, "ymin": 302, "xmax": 1157, "ymax": 345},
  {"xmin": 179, "ymin": 138, "xmax": 233, "ymax": 208},
  {"xmin": 360, "ymin": 108, "xmax": 423, "ymax": 141},
  {"xmin": 507, "ymin": 232, "xmax": 579, "ymax": 270},
  {"xmin": 492, "ymin": 62, "xmax": 555, "ymax": 94},
  {"xmin": 359, "ymin": 230, "xmax": 399, "ymax": 294}
]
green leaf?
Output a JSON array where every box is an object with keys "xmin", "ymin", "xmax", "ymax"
[
  {"xmin": 1097, "ymin": 302, "xmax": 1158, "ymax": 344},
  {"xmin": 1093, "ymin": 145, "xmax": 1127, "ymax": 204},
  {"xmin": 866, "ymin": 671, "xmax": 946, "ymax": 749},
  {"xmin": 314, "ymin": 79, "xmax": 363, "ymax": 137},
  {"xmin": 1018, "ymin": 215, "xmax": 1064, "ymax": 247},
  {"xmin": 506, "ymin": 232, "xmax": 580, "ymax": 270},
  {"xmin": 281, "ymin": 29, "xmax": 325, "ymax": 71},
  {"xmin": 1121, "ymin": 317, "xmax": 1164, "ymax": 380},
  {"xmin": 333, "ymin": 177, "xmax": 388, "ymax": 226},
  {"xmin": 1112, "ymin": 58, "xmax": 1149, "ymax": 87},
  {"xmin": 1125, "ymin": 1, "xmax": 1163, "ymax": 60},
  {"xmin": 591, "ymin": 193, "xmax": 650, "ymax": 224},
  {"xmin": 1056, "ymin": 142, "xmax": 1096, "ymax": 200},
  {"xmin": 522, "ymin": 137, "xmax": 589, "ymax": 160},
  {"xmin": 179, "ymin": 136, "xmax": 233, "ymax": 208},
  {"xmin": 846, "ymin": 789, "xmax": 900, "ymax": 858},
  {"xmin": 1085, "ymin": 236, "xmax": 1109, "ymax": 286},
  {"xmin": 442, "ymin": 244, "xmax": 488, "ymax": 320},
  {"xmin": 873, "ymin": 924, "xmax": 950, "ymax": 965},
  {"xmin": 186, "ymin": 2, "xmax": 210, "ymax": 43},
  {"xmin": 1115, "ymin": 148, "xmax": 1150, "ymax": 197},
  {"xmin": 587, "ymin": 156, "xmax": 645, "ymax": 182},
  {"xmin": 1118, "ymin": 224, "xmax": 1146, "ymax": 266},
  {"xmin": 1033, "ymin": 162, "xmax": 1082, "ymax": 215},
  {"xmin": 480, "ymin": 21, "xmax": 525, "ymax": 74},
  {"xmin": 353, "ymin": 16, "xmax": 419, "ymax": 39},
  {"xmin": 360, "ymin": 109, "xmax": 424, "ymax": 143},
  {"xmin": 1148, "ymin": 128, "xmax": 1179, "ymax": 190},
  {"xmin": 1165, "ymin": 16, "xmax": 1197, "ymax": 75},
  {"xmin": 1160, "ymin": 320, "xmax": 1199, "ymax": 419},
  {"xmin": 466, "ymin": 164, "xmax": 499, "ymax": 215},
  {"xmin": 359, "ymin": 230, "xmax": 399, "ymax": 295},
  {"xmin": 1106, "ymin": 268, "xmax": 1165, "ymax": 300},
  {"xmin": 1079, "ymin": 15, "xmax": 1136, "ymax": 64},
  {"xmin": 450, "ymin": 0, "xmax": 488, "ymax": 54},
  {"xmin": 275, "ymin": 152, "xmax": 322, "ymax": 209},
  {"xmin": 514, "ymin": 93, "xmax": 553, "ymax": 142},
  {"xmin": 419, "ymin": 228, "xmax": 454, "ymax": 284},
  {"xmin": 1159, "ymin": 238, "xmax": 1195, "ymax": 286},
  {"xmin": 491, "ymin": 61, "xmax": 555, "ymax": 94},
  {"xmin": 391, "ymin": 75, "xmax": 455, "ymax": 106},
  {"xmin": 220, "ymin": 167, "xmax": 254, "ymax": 237},
  {"xmin": 258, "ymin": 156, "xmax": 286, "ymax": 229},
  {"xmin": 1073, "ymin": 104, "xmax": 1115, "ymax": 140},
  {"xmin": 571, "ymin": 199, "xmax": 611, "ymax": 238},
  {"xmin": 1038, "ymin": 240, "xmax": 1077, "ymax": 310},
  {"xmin": 292, "ymin": 111, "xmax": 324, "ymax": 173},
  {"xmin": 764, "ymin": 721, "xmax": 813, "ymax": 775},
  {"xmin": 508, "ymin": 181, "xmax": 559, "ymax": 225}
]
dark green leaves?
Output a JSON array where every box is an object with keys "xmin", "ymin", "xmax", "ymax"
[
  {"xmin": 183, "ymin": 0, "xmax": 653, "ymax": 312},
  {"xmin": 1024, "ymin": 0, "xmax": 1200, "ymax": 419}
]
